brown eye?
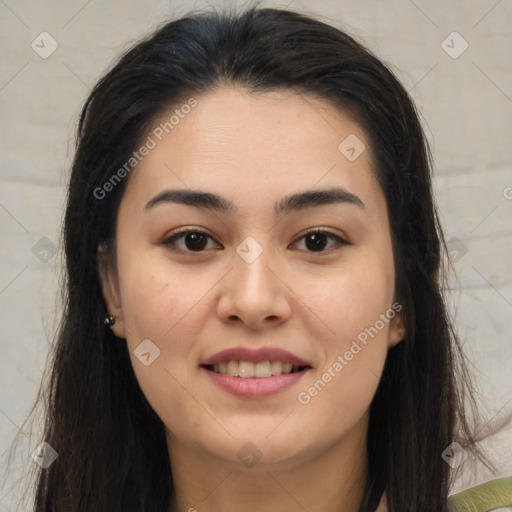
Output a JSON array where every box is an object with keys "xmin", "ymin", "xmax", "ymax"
[
  {"xmin": 163, "ymin": 230, "xmax": 221, "ymax": 253},
  {"xmin": 293, "ymin": 229, "xmax": 347, "ymax": 253}
]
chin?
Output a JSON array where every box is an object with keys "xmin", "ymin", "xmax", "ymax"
[{"xmin": 205, "ymin": 422, "xmax": 313, "ymax": 470}]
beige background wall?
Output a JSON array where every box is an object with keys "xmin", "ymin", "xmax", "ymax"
[{"xmin": 0, "ymin": 0, "xmax": 511, "ymax": 508}]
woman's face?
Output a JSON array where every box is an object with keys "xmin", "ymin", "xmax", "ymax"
[{"xmin": 100, "ymin": 87, "xmax": 404, "ymax": 469}]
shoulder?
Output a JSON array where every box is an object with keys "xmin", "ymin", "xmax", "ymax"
[{"xmin": 448, "ymin": 476, "xmax": 512, "ymax": 512}]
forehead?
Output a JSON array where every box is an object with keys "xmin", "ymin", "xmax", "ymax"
[
  {"xmin": 121, "ymin": 86, "xmax": 383, "ymax": 216},
  {"xmin": 151, "ymin": 87, "xmax": 366, "ymax": 165}
]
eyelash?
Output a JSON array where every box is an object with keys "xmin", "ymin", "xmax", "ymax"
[{"xmin": 162, "ymin": 227, "xmax": 349, "ymax": 254}]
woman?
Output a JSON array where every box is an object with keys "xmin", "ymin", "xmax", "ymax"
[{"xmin": 18, "ymin": 6, "xmax": 507, "ymax": 512}]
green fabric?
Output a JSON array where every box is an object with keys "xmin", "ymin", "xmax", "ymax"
[{"xmin": 448, "ymin": 477, "xmax": 512, "ymax": 512}]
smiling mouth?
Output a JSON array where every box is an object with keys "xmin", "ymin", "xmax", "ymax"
[{"xmin": 203, "ymin": 360, "xmax": 311, "ymax": 378}]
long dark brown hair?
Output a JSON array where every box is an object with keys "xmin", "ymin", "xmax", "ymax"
[{"xmin": 9, "ymin": 6, "xmax": 487, "ymax": 511}]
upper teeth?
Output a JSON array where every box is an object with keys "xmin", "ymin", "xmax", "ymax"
[{"xmin": 212, "ymin": 360, "xmax": 301, "ymax": 378}]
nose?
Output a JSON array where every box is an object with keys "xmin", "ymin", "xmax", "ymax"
[{"xmin": 216, "ymin": 241, "xmax": 293, "ymax": 330}]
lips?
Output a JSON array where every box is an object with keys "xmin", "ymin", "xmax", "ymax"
[
  {"xmin": 201, "ymin": 347, "xmax": 311, "ymax": 367},
  {"xmin": 200, "ymin": 347, "xmax": 312, "ymax": 397}
]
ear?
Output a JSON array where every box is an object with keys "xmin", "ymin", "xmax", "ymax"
[
  {"xmin": 97, "ymin": 244, "xmax": 126, "ymax": 338},
  {"xmin": 388, "ymin": 301, "xmax": 406, "ymax": 348}
]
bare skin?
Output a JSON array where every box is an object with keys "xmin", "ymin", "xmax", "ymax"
[{"xmin": 99, "ymin": 87, "xmax": 403, "ymax": 512}]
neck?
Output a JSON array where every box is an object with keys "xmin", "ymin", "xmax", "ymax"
[{"xmin": 166, "ymin": 420, "xmax": 368, "ymax": 512}]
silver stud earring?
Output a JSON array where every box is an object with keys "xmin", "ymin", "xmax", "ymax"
[{"xmin": 104, "ymin": 314, "xmax": 116, "ymax": 327}]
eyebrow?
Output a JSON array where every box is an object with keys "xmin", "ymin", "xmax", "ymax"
[{"xmin": 144, "ymin": 187, "xmax": 364, "ymax": 216}]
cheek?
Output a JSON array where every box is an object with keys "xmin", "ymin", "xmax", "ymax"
[
  {"xmin": 116, "ymin": 262, "xmax": 206, "ymax": 429},
  {"xmin": 116, "ymin": 251, "xmax": 218, "ymax": 384},
  {"xmin": 302, "ymin": 256, "xmax": 393, "ymax": 414},
  {"xmin": 320, "ymin": 255, "xmax": 395, "ymax": 341},
  {"xmin": 117, "ymin": 247, "xmax": 200, "ymax": 342},
  {"xmin": 296, "ymin": 345, "xmax": 385, "ymax": 446},
  {"xmin": 121, "ymin": 274, "xmax": 174, "ymax": 341}
]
